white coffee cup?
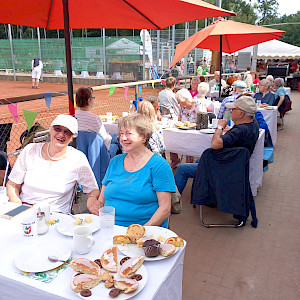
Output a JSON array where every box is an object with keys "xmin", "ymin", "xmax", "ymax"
[
  {"xmin": 211, "ymin": 118, "xmax": 218, "ymax": 128},
  {"xmin": 73, "ymin": 226, "xmax": 95, "ymax": 254}
]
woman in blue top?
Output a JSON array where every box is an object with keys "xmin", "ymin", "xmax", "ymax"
[
  {"xmin": 87, "ymin": 114, "xmax": 176, "ymax": 228},
  {"xmin": 273, "ymin": 77, "xmax": 286, "ymax": 109}
]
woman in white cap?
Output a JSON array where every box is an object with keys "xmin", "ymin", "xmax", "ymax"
[{"xmin": 7, "ymin": 114, "xmax": 99, "ymax": 213}]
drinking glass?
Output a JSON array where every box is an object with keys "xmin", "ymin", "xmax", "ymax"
[
  {"xmin": 99, "ymin": 206, "xmax": 115, "ymax": 239},
  {"xmin": 256, "ymin": 100, "xmax": 261, "ymax": 106},
  {"xmin": 106, "ymin": 112, "xmax": 113, "ymax": 122}
]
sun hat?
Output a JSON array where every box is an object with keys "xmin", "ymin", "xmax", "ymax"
[
  {"xmin": 233, "ymin": 80, "xmax": 247, "ymax": 89},
  {"xmin": 50, "ymin": 114, "xmax": 78, "ymax": 136},
  {"xmin": 225, "ymin": 95, "xmax": 257, "ymax": 114}
]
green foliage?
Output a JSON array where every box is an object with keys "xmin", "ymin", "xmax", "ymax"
[{"xmin": 256, "ymin": 0, "xmax": 279, "ymax": 25}]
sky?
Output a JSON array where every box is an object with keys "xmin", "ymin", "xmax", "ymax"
[{"xmin": 276, "ymin": 0, "xmax": 300, "ymax": 16}]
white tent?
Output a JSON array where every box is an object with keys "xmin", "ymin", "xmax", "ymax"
[
  {"xmin": 106, "ymin": 38, "xmax": 142, "ymax": 55},
  {"xmin": 237, "ymin": 39, "xmax": 300, "ymax": 59}
]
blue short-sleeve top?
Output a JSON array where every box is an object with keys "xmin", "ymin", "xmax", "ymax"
[{"xmin": 102, "ymin": 153, "xmax": 176, "ymax": 228}]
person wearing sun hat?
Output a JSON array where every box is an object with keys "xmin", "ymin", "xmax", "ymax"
[
  {"xmin": 7, "ymin": 114, "xmax": 99, "ymax": 213},
  {"xmin": 217, "ymin": 80, "xmax": 248, "ymax": 120}
]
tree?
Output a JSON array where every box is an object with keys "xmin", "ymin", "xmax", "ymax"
[{"xmin": 256, "ymin": 0, "xmax": 279, "ymax": 25}]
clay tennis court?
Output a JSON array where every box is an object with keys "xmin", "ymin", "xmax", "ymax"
[{"xmin": 0, "ymin": 79, "xmax": 160, "ymax": 157}]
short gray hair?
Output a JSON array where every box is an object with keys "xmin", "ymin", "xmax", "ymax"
[
  {"xmin": 244, "ymin": 111, "xmax": 255, "ymax": 118},
  {"xmin": 197, "ymin": 82, "xmax": 209, "ymax": 96},
  {"xmin": 175, "ymin": 88, "xmax": 193, "ymax": 103},
  {"xmin": 266, "ymin": 75, "xmax": 274, "ymax": 82},
  {"xmin": 274, "ymin": 77, "xmax": 284, "ymax": 87},
  {"xmin": 260, "ymin": 79, "xmax": 272, "ymax": 89}
]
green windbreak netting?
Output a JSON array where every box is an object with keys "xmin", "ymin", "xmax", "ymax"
[{"xmin": 0, "ymin": 37, "xmax": 142, "ymax": 73}]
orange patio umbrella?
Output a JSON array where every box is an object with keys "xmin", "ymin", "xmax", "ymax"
[
  {"xmin": 0, "ymin": 0, "xmax": 236, "ymax": 114},
  {"xmin": 170, "ymin": 18, "xmax": 285, "ymax": 96}
]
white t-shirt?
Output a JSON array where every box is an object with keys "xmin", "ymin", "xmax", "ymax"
[
  {"xmin": 75, "ymin": 110, "xmax": 112, "ymax": 150},
  {"xmin": 8, "ymin": 143, "xmax": 98, "ymax": 213}
]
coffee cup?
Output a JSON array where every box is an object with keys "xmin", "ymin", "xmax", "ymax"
[
  {"xmin": 73, "ymin": 226, "xmax": 95, "ymax": 254},
  {"xmin": 211, "ymin": 118, "xmax": 218, "ymax": 128}
]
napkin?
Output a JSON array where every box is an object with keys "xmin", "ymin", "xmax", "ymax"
[{"xmin": 17, "ymin": 257, "xmax": 73, "ymax": 283}]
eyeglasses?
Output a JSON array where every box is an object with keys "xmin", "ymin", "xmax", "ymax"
[
  {"xmin": 91, "ymin": 96, "xmax": 95, "ymax": 99},
  {"xmin": 230, "ymin": 108, "xmax": 242, "ymax": 112},
  {"xmin": 53, "ymin": 126, "xmax": 73, "ymax": 137}
]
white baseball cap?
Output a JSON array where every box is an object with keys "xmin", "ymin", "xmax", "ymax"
[
  {"xmin": 225, "ymin": 96, "xmax": 257, "ymax": 114},
  {"xmin": 50, "ymin": 114, "xmax": 78, "ymax": 137}
]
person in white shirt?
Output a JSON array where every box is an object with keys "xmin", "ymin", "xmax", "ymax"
[
  {"xmin": 208, "ymin": 71, "xmax": 226, "ymax": 91},
  {"xmin": 7, "ymin": 115, "xmax": 99, "ymax": 213},
  {"xmin": 196, "ymin": 82, "xmax": 214, "ymax": 113},
  {"xmin": 31, "ymin": 58, "xmax": 43, "ymax": 89},
  {"xmin": 75, "ymin": 87, "xmax": 112, "ymax": 151}
]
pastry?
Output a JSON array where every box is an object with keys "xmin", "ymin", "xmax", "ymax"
[
  {"xmin": 101, "ymin": 246, "xmax": 118, "ymax": 273},
  {"xmin": 105, "ymin": 276, "xmax": 115, "ymax": 288},
  {"xmin": 120, "ymin": 257, "xmax": 131, "ymax": 265},
  {"xmin": 113, "ymin": 235, "xmax": 131, "ymax": 245},
  {"xmin": 136, "ymin": 236, "xmax": 154, "ymax": 247},
  {"xmin": 159, "ymin": 243, "xmax": 176, "ymax": 257},
  {"xmin": 142, "ymin": 239, "xmax": 161, "ymax": 257},
  {"xmin": 100, "ymin": 271, "xmax": 111, "ymax": 282},
  {"xmin": 188, "ymin": 123, "xmax": 196, "ymax": 128},
  {"xmin": 84, "ymin": 215, "xmax": 92, "ymax": 223},
  {"xmin": 119, "ymin": 256, "xmax": 144, "ymax": 278},
  {"xmin": 70, "ymin": 274, "xmax": 101, "ymax": 293},
  {"xmin": 114, "ymin": 278, "xmax": 139, "ymax": 294},
  {"xmin": 175, "ymin": 122, "xmax": 183, "ymax": 128},
  {"xmin": 183, "ymin": 121, "xmax": 190, "ymax": 127},
  {"xmin": 69, "ymin": 258, "xmax": 101, "ymax": 276},
  {"xmin": 126, "ymin": 224, "xmax": 145, "ymax": 244},
  {"xmin": 165, "ymin": 237, "xmax": 184, "ymax": 247}
]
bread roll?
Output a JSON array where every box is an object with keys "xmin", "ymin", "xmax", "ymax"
[
  {"xmin": 159, "ymin": 243, "xmax": 176, "ymax": 257},
  {"xmin": 119, "ymin": 256, "xmax": 144, "ymax": 278},
  {"xmin": 165, "ymin": 237, "xmax": 184, "ymax": 247},
  {"xmin": 136, "ymin": 236, "xmax": 153, "ymax": 247},
  {"xmin": 101, "ymin": 246, "xmax": 118, "ymax": 273},
  {"xmin": 113, "ymin": 235, "xmax": 131, "ymax": 245},
  {"xmin": 114, "ymin": 278, "xmax": 139, "ymax": 294},
  {"xmin": 126, "ymin": 224, "xmax": 145, "ymax": 244},
  {"xmin": 69, "ymin": 258, "xmax": 101, "ymax": 276},
  {"xmin": 70, "ymin": 274, "xmax": 101, "ymax": 293}
]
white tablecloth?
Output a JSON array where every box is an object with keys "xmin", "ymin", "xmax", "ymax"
[
  {"xmin": 0, "ymin": 205, "xmax": 186, "ymax": 300},
  {"xmin": 257, "ymin": 106, "xmax": 278, "ymax": 145},
  {"xmin": 162, "ymin": 129, "xmax": 265, "ymax": 196}
]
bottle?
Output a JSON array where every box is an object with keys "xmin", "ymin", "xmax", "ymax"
[
  {"xmin": 129, "ymin": 101, "xmax": 136, "ymax": 115},
  {"xmin": 36, "ymin": 210, "xmax": 49, "ymax": 235},
  {"xmin": 21, "ymin": 210, "xmax": 37, "ymax": 243}
]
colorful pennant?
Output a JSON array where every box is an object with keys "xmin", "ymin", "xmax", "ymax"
[
  {"xmin": 152, "ymin": 82, "xmax": 155, "ymax": 89},
  {"xmin": 161, "ymin": 79, "xmax": 166, "ymax": 86},
  {"xmin": 73, "ymin": 93, "xmax": 77, "ymax": 108},
  {"xmin": 23, "ymin": 109, "xmax": 37, "ymax": 130},
  {"xmin": 178, "ymin": 80, "xmax": 181, "ymax": 88},
  {"xmin": 124, "ymin": 87, "xmax": 129, "ymax": 99},
  {"xmin": 108, "ymin": 86, "xmax": 116, "ymax": 96},
  {"xmin": 138, "ymin": 85, "xmax": 142, "ymax": 95},
  {"xmin": 42, "ymin": 92, "xmax": 52, "ymax": 109},
  {"xmin": 8, "ymin": 103, "xmax": 18, "ymax": 122}
]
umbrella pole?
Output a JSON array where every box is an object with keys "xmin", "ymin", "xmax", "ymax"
[
  {"xmin": 219, "ymin": 35, "xmax": 222, "ymax": 98},
  {"xmin": 62, "ymin": 0, "xmax": 75, "ymax": 116}
]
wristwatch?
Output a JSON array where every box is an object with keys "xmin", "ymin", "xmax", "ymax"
[{"xmin": 217, "ymin": 125, "xmax": 224, "ymax": 130}]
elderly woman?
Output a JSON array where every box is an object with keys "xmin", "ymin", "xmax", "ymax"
[
  {"xmin": 146, "ymin": 95, "xmax": 162, "ymax": 121},
  {"xmin": 254, "ymin": 79, "xmax": 276, "ymax": 106},
  {"xmin": 137, "ymin": 100, "xmax": 166, "ymax": 156},
  {"xmin": 88, "ymin": 114, "xmax": 176, "ymax": 228},
  {"xmin": 197, "ymin": 82, "xmax": 214, "ymax": 112},
  {"xmin": 273, "ymin": 77, "xmax": 286, "ymax": 108},
  {"xmin": 75, "ymin": 87, "xmax": 112, "ymax": 150},
  {"xmin": 189, "ymin": 77, "xmax": 200, "ymax": 98},
  {"xmin": 7, "ymin": 115, "xmax": 99, "ymax": 213}
]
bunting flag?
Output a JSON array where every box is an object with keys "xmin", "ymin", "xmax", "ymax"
[
  {"xmin": 73, "ymin": 93, "xmax": 77, "ymax": 108},
  {"xmin": 42, "ymin": 92, "xmax": 52, "ymax": 109},
  {"xmin": 69, "ymin": 96, "xmax": 75, "ymax": 116},
  {"xmin": 138, "ymin": 85, "xmax": 142, "ymax": 95},
  {"xmin": 8, "ymin": 103, "xmax": 18, "ymax": 122},
  {"xmin": 23, "ymin": 109, "xmax": 37, "ymax": 130},
  {"xmin": 152, "ymin": 82, "xmax": 155, "ymax": 89},
  {"xmin": 161, "ymin": 79, "xmax": 166, "ymax": 86},
  {"xmin": 133, "ymin": 100, "xmax": 138, "ymax": 110},
  {"xmin": 178, "ymin": 80, "xmax": 181, "ymax": 88},
  {"xmin": 124, "ymin": 87, "xmax": 129, "ymax": 99},
  {"xmin": 138, "ymin": 96, "xmax": 143, "ymax": 102},
  {"xmin": 108, "ymin": 86, "xmax": 116, "ymax": 96}
]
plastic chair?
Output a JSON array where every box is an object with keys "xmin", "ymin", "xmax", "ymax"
[
  {"xmin": 0, "ymin": 151, "xmax": 10, "ymax": 187},
  {"xmin": 0, "ymin": 123, "xmax": 12, "ymax": 153},
  {"xmin": 76, "ymin": 131, "xmax": 110, "ymax": 187}
]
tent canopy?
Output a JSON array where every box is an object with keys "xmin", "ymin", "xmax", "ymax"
[{"xmin": 236, "ymin": 39, "xmax": 300, "ymax": 59}]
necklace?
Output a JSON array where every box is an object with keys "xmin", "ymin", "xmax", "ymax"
[{"xmin": 46, "ymin": 143, "xmax": 67, "ymax": 161}]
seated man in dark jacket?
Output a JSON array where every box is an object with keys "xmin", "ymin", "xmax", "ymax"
[
  {"xmin": 175, "ymin": 95, "xmax": 259, "ymax": 194},
  {"xmin": 254, "ymin": 79, "xmax": 276, "ymax": 106}
]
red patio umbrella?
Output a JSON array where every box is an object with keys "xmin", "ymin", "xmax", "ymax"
[
  {"xmin": 0, "ymin": 0, "xmax": 236, "ymax": 114},
  {"xmin": 170, "ymin": 18, "xmax": 285, "ymax": 96}
]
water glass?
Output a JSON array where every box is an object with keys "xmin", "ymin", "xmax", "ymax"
[
  {"xmin": 106, "ymin": 112, "xmax": 113, "ymax": 122},
  {"xmin": 99, "ymin": 206, "xmax": 115, "ymax": 239},
  {"xmin": 211, "ymin": 118, "xmax": 218, "ymax": 128},
  {"xmin": 256, "ymin": 100, "xmax": 261, "ymax": 106}
]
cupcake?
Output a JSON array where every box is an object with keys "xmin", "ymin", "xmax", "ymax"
[{"xmin": 142, "ymin": 239, "xmax": 161, "ymax": 257}]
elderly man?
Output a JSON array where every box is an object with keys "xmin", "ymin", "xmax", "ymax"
[
  {"xmin": 174, "ymin": 95, "xmax": 259, "ymax": 195},
  {"xmin": 254, "ymin": 79, "xmax": 276, "ymax": 106},
  {"xmin": 217, "ymin": 80, "xmax": 247, "ymax": 119},
  {"xmin": 208, "ymin": 71, "xmax": 226, "ymax": 90}
]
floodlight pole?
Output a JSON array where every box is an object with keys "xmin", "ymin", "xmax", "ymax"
[
  {"xmin": 102, "ymin": 28, "xmax": 107, "ymax": 85},
  {"xmin": 219, "ymin": 35, "xmax": 222, "ymax": 97},
  {"xmin": 37, "ymin": 27, "xmax": 43, "ymax": 81},
  {"xmin": 8, "ymin": 24, "xmax": 16, "ymax": 81},
  {"xmin": 62, "ymin": 0, "xmax": 75, "ymax": 115}
]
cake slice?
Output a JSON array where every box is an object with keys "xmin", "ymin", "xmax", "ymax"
[
  {"xmin": 119, "ymin": 256, "xmax": 144, "ymax": 278},
  {"xmin": 70, "ymin": 274, "xmax": 101, "ymax": 293},
  {"xmin": 69, "ymin": 258, "xmax": 101, "ymax": 276},
  {"xmin": 101, "ymin": 246, "xmax": 118, "ymax": 273}
]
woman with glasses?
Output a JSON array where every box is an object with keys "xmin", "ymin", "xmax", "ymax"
[
  {"xmin": 6, "ymin": 115, "xmax": 99, "ymax": 213},
  {"xmin": 88, "ymin": 114, "xmax": 176, "ymax": 228}
]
